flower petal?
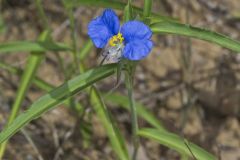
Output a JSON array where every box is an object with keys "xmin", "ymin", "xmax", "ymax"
[
  {"xmin": 88, "ymin": 9, "xmax": 120, "ymax": 48},
  {"xmin": 123, "ymin": 39, "xmax": 153, "ymax": 60},
  {"xmin": 121, "ymin": 21, "xmax": 152, "ymax": 43}
]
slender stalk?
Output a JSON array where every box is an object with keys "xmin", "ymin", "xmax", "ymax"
[
  {"xmin": 123, "ymin": 7, "xmax": 139, "ymax": 158},
  {"xmin": 21, "ymin": 129, "xmax": 44, "ymax": 160},
  {"xmin": 0, "ymin": 52, "xmax": 44, "ymax": 159},
  {"xmin": 0, "ymin": 1, "xmax": 49, "ymax": 156},
  {"xmin": 63, "ymin": 2, "xmax": 80, "ymax": 73},
  {"xmin": 125, "ymin": 63, "xmax": 139, "ymax": 160},
  {"xmin": 34, "ymin": 0, "xmax": 50, "ymax": 31},
  {"xmin": 0, "ymin": 61, "xmax": 83, "ymax": 112},
  {"xmin": 124, "ymin": 0, "xmax": 133, "ymax": 22},
  {"xmin": 143, "ymin": 0, "xmax": 152, "ymax": 19},
  {"xmin": 78, "ymin": 39, "xmax": 93, "ymax": 60}
]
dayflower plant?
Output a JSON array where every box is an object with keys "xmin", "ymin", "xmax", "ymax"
[{"xmin": 88, "ymin": 9, "xmax": 153, "ymax": 62}]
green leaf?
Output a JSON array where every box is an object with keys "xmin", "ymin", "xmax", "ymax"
[
  {"xmin": 0, "ymin": 31, "xmax": 48, "ymax": 158},
  {"xmin": 123, "ymin": 3, "xmax": 132, "ymax": 22},
  {"xmin": 0, "ymin": 64, "xmax": 116, "ymax": 144},
  {"xmin": 79, "ymin": 60, "xmax": 129, "ymax": 159},
  {"xmin": 151, "ymin": 21, "xmax": 240, "ymax": 53},
  {"xmin": 138, "ymin": 128, "xmax": 217, "ymax": 160},
  {"xmin": 106, "ymin": 93, "xmax": 165, "ymax": 131},
  {"xmin": 0, "ymin": 41, "xmax": 70, "ymax": 54},
  {"xmin": 65, "ymin": 0, "xmax": 175, "ymax": 22},
  {"xmin": 143, "ymin": 0, "xmax": 152, "ymax": 19},
  {"xmin": 90, "ymin": 88, "xmax": 129, "ymax": 160},
  {"xmin": 0, "ymin": 60, "xmax": 84, "ymax": 116},
  {"xmin": 78, "ymin": 39, "xmax": 93, "ymax": 60}
]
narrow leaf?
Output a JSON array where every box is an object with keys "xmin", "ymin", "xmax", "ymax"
[
  {"xmin": 123, "ymin": 3, "xmax": 132, "ymax": 22},
  {"xmin": 0, "ymin": 41, "xmax": 70, "ymax": 54},
  {"xmin": 0, "ymin": 64, "xmax": 116, "ymax": 144},
  {"xmin": 143, "ymin": 0, "xmax": 152, "ymax": 19},
  {"xmin": 0, "ymin": 31, "xmax": 49, "ymax": 157},
  {"xmin": 78, "ymin": 39, "xmax": 93, "ymax": 60},
  {"xmin": 90, "ymin": 88, "xmax": 129, "ymax": 160},
  {"xmin": 138, "ymin": 128, "xmax": 217, "ymax": 160},
  {"xmin": 151, "ymin": 21, "xmax": 240, "ymax": 53}
]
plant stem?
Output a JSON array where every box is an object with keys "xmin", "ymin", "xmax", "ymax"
[
  {"xmin": 34, "ymin": 0, "xmax": 50, "ymax": 31},
  {"xmin": 125, "ymin": 63, "xmax": 139, "ymax": 160},
  {"xmin": 143, "ymin": 0, "xmax": 152, "ymax": 19},
  {"xmin": 64, "ymin": 3, "xmax": 80, "ymax": 73},
  {"xmin": 124, "ymin": 0, "xmax": 133, "ymax": 22},
  {"xmin": 0, "ymin": 52, "xmax": 44, "ymax": 159}
]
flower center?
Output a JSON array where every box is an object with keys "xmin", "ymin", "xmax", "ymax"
[{"xmin": 108, "ymin": 33, "xmax": 124, "ymax": 47}]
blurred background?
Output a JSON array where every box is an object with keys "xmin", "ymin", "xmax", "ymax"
[{"xmin": 0, "ymin": 0, "xmax": 239, "ymax": 159}]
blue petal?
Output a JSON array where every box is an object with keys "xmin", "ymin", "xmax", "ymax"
[
  {"xmin": 123, "ymin": 39, "xmax": 153, "ymax": 60},
  {"xmin": 121, "ymin": 21, "xmax": 152, "ymax": 43},
  {"xmin": 88, "ymin": 9, "xmax": 120, "ymax": 48}
]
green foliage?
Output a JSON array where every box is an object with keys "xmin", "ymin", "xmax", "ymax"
[
  {"xmin": 143, "ymin": 0, "xmax": 152, "ymax": 19},
  {"xmin": 123, "ymin": 3, "xmax": 132, "ymax": 22},
  {"xmin": 0, "ymin": 31, "xmax": 49, "ymax": 158},
  {"xmin": 138, "ymin": 128, "xmax": 217, "ymax": 160},
  {"xmin": 90, "ymin": 88, "xmax": 130, "ymax": 160},
  {"xmin": 151, "ymin": 21, "xmax": 240, "ymax": 53},
  {"xmin": 1, "ymin": 0, "xmax": 240, "ymax": 159},
  {"xmin": 0, "ymin": 41, "xmax": 70, "ymax": 54},
  {"xmin": 0, "ymin": 64, "xmax": 116, "ymax": 144}
]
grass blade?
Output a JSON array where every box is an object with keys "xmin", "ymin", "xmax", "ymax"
[
  {"xmin": 143, "ymin": 0, "xmax": 152, "ymax": 19},
  {"xmin": 151, "ymin": 21, "xmax": 240, "ymax": 53},
  {"xmin": 0, "ymin": 41, "xmax": 70, "ymax": 54},
  {"xmin": 0, "ymin": 31, "xmax": 49, "ymax": 158},
  {"xmin": 0, "ymin": 64, "xmax": 116, "ymax": 144},
  {"xmin": 0, "ymin": 61, "xmax": 84, "ymax": 114},
  {"xmin": 123, "ymin": 0, "xmax": 133, "ymax": 22},
  {"xmin": 80, "ymin": 61, "xmax": 129, "ymax": 159},
  {"xmin": 78, "ymin": 39, "xmax": 93, "ymax": 60},
  {"xmin": 138, "ymin": 128, "xmax": 217, "ymax": 160},
  {"xmin": 0, "ymin": 51, "xmax": 44, "ymax": 157},
  {"xmin": 5, "ymin": 53, "xmax": 44, "ymax": 122},
  {"xmin": 90, "ymin": 87, "xmax": 129, "ymax": 160},
  {"xmin": 106, "ymin": 93, "xmax": 165, "ymax": 131}
]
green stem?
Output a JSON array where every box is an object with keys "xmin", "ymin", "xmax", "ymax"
[
  {"xmin": 0, "ymin": 61, "xmax": 84, "ymax": 114},
  {"xmin": 124, "ymin": 0, "xmax": 133, "ymax": 22},
  {"xmin": 0, "ymin": 52, "xmax": 43, "ymax": 159},
  {"xmin": 78, "ymin": 39, "xmax": 93, "ymax": 60},
  {"xmin": 34, "ymin": 0, "xmax": 50, "ymax": 31},
  {"xmin": 0, "ymin": 30, "xmax": 48, "ymax": 159},
  {"xmin": 143, "ymin": 0, "xmax": 152, "ymax": 19},
  {"xmin": 125, "ymin": 63, "xmax": 139, "ymax": 160},
  {"xmin": 64, "ymin": 2, "xmax": 80, "ymax": 73}
]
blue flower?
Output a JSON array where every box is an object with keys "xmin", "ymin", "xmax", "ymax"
[{"xmin": 88, "ymin": 9, "xmax": 153, "ymax": 61}]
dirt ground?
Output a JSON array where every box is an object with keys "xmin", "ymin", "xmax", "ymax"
[{"xmin": 0, "ymin": 0, "xmax": 239, "ymax": 160}]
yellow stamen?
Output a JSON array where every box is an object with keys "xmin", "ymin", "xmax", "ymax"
[{"xmin": 109, "ymin": 33, "xmax": 124, "ymax": 47}]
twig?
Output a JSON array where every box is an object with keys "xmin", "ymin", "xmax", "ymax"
[
  {"xmin": 21, "ymin": 128, "xmax": 44, "ymax": 160},
  {"xmin": 53, "ymin": 126, "xmax": 75, "ymax": 160}
]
